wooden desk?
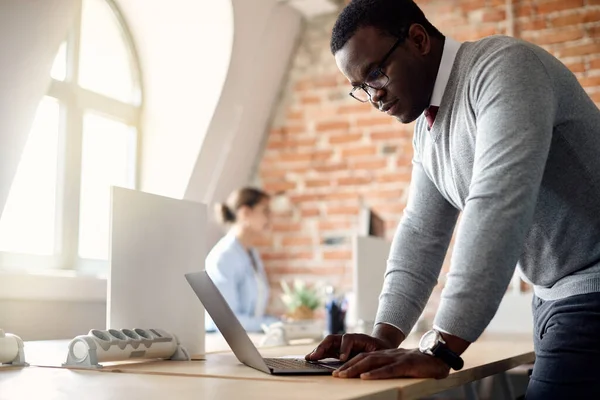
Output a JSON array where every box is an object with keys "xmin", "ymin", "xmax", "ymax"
[
  {"xmin": 15, "ymin": 334, "xmax": 534, "ymax": 400},
  {"xmin": 0, "ymin": 366, "xmax": 399, "ymax": 400}
]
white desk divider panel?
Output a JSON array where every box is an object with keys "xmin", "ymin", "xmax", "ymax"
[
  {"xmin": 351, "ymin": 235, "xmax": 391, "ymax": 333},
  {"xmin": 108, "ymin": 187, "xmax": 206, "ymax": 356}
]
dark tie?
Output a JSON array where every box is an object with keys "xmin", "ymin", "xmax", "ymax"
[{"xmin": 424, "ymin": 106, "xmax": 439, "ymax": 129}]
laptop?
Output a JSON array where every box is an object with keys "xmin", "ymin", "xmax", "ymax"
[{"xmin": 185, "ymin": 271, "xmax": 344, "ymax": 375}]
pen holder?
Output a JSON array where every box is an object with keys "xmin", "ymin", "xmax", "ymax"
[
  {"xmin": 0, "ymin": 329, "xmax": 28, "ymax": 366},
  {"xmin": 62, "ymin": 328, "xmax": 190, "ymax": 369}
]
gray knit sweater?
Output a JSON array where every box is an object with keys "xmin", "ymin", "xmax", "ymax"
[{"xmin": 375, "ymin": 35, "xmax": 600, "ymax": 343}]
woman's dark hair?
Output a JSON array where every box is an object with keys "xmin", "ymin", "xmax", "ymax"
[
  {"xmin": 216, "ymin": 187, "xmax": 270, "ymax": 224},
  {"xmin": 330, "ymin": 0, "xmax": 443, "ymax": 55}
]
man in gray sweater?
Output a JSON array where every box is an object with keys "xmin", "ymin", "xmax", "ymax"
[{"xmin": 305, "ymin": 1, "xmax": 600, "ymax": 398}]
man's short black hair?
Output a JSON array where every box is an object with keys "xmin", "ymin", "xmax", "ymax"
[{"xmin": 330, "ymin": 0, "xmax": 443, "ymax": 55}]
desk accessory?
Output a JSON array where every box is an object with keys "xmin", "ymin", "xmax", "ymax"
[
  {"xmin": 62, "ymin": 328, "xmax": 190, "ymax": 369},
  {"xmin": 0, "ymin": 329, "xmax": 27, "ymax": 366},
  {"xmin": 260, "ymin": 320, "xmax": 324, "ymax": 347}
]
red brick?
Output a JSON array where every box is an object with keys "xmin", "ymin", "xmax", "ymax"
[
  {"xmin": 253, "ymin": 236, "xmax": 274, "ymax": 248},
  {"xmin": 316, "ymin": 121, "xmax": 350, "ymax": 131},
  {"xmin": 266, "ymin": 138, "xmax": 317, "ymax": 150},
  {"xmin": 289, "ymin": 194, "xmax": 322, "ymax": 203},
  {"xmin": 337, "ymin": 176, "xmax": 372, "ymax": 186},
  {"xmin": 286, "ymin": 109, "xmax": 303, "ymax": 121},
  {"xmin": 372, "ymin": 203, "xmax": 407, "ymax": 214},
  {"xmin": 356, "ymin": 116, "xmax": 394, "ymax": 127},
  {"xmin": 259, "ymin": 169, "xmax": 287, "ymax": 179},
  {"xmin": 376, "ymin": 171, "xmax": 412, "ymax": 183},
  {"xmin": 263, "ymin": 181, "xmax": 296, "ymax": 192},
  {"xmin": 353, "ymin": 159, "xmax": 388, "ymax": 170},
  {"xmin": 537, "ymin": 0, "xmax": 584, "ymax": 15},
  {"xmin": 550, "ymin": 12, "xmax": 586, "ymax": 28},
  {"xmin": 337, "ymin": 104, "xmax": 372, "ymax": 114},
  {"xmin": 590, "ymin": 91, "xmax": 600, "ymax": 103},
  {"xmin": 590, "ymin": 58, "xmax": 600, "ymax": 71},
  {"xmin": 397, "ymin": 156, "xmax": 414, "ymax": 168},
  {"xmin": 305, "ymin": 179, "xmax": 331, "ymax": 188},
  {"xmin": 370, "ymin": 130, "xmax": 404, "ymax": 141},
  {"xmin": 341, "ymin": 146, "xmax": 378, "ymax": 158},
  {"xmin": 323, "ymin": 250, "xmax": 352, "ymax": 261},
  {"xmin": 300, "ymin": 208, "xmax": 321, "ymax": 218},
  {"xmin": 281, "ymin": 236, "xmax": 313, "ymax": 246},
  {"xmin": 314, "ymin": 163, "xmax": 348, "ymax": 173},
  {"xmin": 325, "ymin": 192, "xmax": 360, "ymax": 201},
  {"xmin": 590, "ymin": 26, "xmax": 600, "ymax": 38},
  {"xmin": 313, "ymin": 150, "xmax": 334, "ymax": 161},
  {"xmin": 271, "ymin": 222, "xmax": 302, "ymax": 232},
  {"xmin": 280, "ymin": 125, "xmax": 305, "ymax": 135},
  {"xmin": 327, "ymin": 205, "xmax": 360, "ymax": 216},
  {"xmin": 557, "ymin": 43, "xmax": 600, "ymax": 58},
  {"xmin": 318, "ymin": 220, "xmax": 352, "ymax": 231},
  {"xmin": 460, "ymin": 0, "xmax": 486, "ymax": 13},
  {"xmin": 294, "ymin": 75, "xmax": 338, "ymax": 91},
  {"xmin": 304, "ymin": 105, "xmax": 339, "ymax": 119},
  {"xmin": 518, "ymin": 18, "xmax": 547, "ymax": 31},
  {"xmin": 364, "ymin": 188, "xmax": 404, "ymax": 200},
  {"xmin": 262, "ymin": 252, "xmax": 313, "ymax": 261},
  {"xmin": 328, "ymin": 133, "xmax": 363, "ymax": 144},
  {"xmin": 516, "ymin": 3, "xmax": 534, "ymax": 18},
  {"xmin": 301, "ymin": 95, "xmax": 320, "ymax": 105},
  {"xmin": 482, "ymin": 9, "xmax": 506, "ymax": 23},
  {"xmin": 579, "ymin": 75, "xmax": 600, "ymax": 88},
  {"xmin": 267, "ymin": 265, "xmax": 345, "ymax": 276},
  {"xmin": 566, "ymin": 62, "xmax": 586, "ymax": 74},
  {"xmin": 275, "ymin": 152, "xmax": 312, "ymax": 163},
  {"xmin": 454, "ymin": 25, "xmax": 499, "ymax": 42},
  {"xmin": 529, "ymin": 28, "xmax": 584, "ymax": 46}
]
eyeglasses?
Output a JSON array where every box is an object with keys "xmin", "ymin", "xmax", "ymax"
[{"xmin": 349, "ymin": 37, "xmax": 404, "ymax": 103}]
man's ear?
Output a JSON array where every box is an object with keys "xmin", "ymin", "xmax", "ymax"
[{"xmin": 407, "ymin": 24, "xmax": 431, "ymax": 56}]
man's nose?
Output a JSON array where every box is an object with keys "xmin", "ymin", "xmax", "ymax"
[{"xmin": 369, "ymin": 88, "xmax": 386, "ymax": 107}]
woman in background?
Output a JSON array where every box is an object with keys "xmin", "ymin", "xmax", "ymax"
[{"xmin": 205, "ymin": 187, "xmax": 278, "ymax": 332}]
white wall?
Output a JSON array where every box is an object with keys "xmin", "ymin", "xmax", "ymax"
[
  {"xmin": 184, "ymin": 0, "xmax": 303, "ymax": 249},
  {"xmin": 119, "ymin": 0, "xmax": 234, "ymax": 199},
  {"xmin": 0, "ymin": 0, "xmax": 77, "ymax": 220},
  {"xmin": 0, "ymin": 0, "xmax": 303, "ymax": 340}
]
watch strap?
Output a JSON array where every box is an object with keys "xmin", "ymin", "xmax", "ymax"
[{"xmin": 433, "ymin": 343, "xmax": 464, "ymax": 371}]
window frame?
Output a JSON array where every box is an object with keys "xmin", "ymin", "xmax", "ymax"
[{"xmin": 0, "ymin": 0, "xmax": 144, "ymax": 275}]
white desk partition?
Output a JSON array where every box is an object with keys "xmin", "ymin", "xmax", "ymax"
[
  {"xmin": 107, "ymin": 187, "xmax": 207, "ymax": 356},
  {"xmin": 351, "ymin": 235, "xmax": 391, "ymax": 332}
]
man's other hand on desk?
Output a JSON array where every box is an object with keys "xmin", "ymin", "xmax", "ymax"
[
  {"xmin": 305, "ymin": 333, "xmax": 391, "ymax": 363},
  {"xmin": 331, "ymin": 348, "xmax": 450, "ymax": 380}
]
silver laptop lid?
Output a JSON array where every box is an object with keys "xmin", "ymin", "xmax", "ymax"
[{"xmin": 184, "ymin": 271, "xmax": 270, "ymax": 373}]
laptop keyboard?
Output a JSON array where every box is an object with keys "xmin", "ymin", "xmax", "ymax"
[{"xmin": 264, "ymin": 358, "xmax": 337, "ymax": 371}]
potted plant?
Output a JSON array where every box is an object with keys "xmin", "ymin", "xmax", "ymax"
[{"xmin": 280, "ymin": 279, "xmax": 323, "ymax": 321}]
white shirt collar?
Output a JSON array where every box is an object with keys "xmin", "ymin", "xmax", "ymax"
[{"xmin": 429, "ymin": 37, "xmax": 462, "ymax": 107}]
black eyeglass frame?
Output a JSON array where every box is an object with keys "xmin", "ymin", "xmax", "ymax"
[{"xmin": 349, "ymin": 37, "xmax": 404, "ymax": 103}]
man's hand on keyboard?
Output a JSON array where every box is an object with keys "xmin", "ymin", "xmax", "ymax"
[
  {"xmin": 330, "ymin": 347, "xmax": 450, "ymax": 380},
  {"xmin": 305, "ymin": 333, "xmax": 392, "ymax": 363}
]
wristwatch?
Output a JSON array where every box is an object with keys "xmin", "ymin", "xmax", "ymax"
[{"xmin": 418, "ymin": 329, "xmax": 464, "ymax": 371}]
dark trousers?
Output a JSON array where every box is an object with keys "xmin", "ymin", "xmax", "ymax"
[{"xmin": 525, "ymin": 292, "xmax": 600, "ymax": 399}]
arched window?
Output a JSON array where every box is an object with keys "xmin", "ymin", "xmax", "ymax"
[{"xmin": 0, "ymin": 0, "xmax": 142, "ymax": 273}]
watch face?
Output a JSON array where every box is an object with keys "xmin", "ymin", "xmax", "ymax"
[{"xmin": 419, "ymin": 330, "xmax": 439, "ymax": 351}]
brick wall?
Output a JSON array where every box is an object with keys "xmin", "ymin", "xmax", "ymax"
[{"xmin": 256, "ymin": 0, "xmax": 600, "ymax": 318}]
